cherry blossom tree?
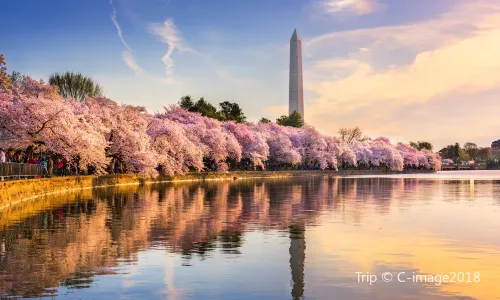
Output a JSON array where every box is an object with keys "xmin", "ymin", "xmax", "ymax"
[
  {"xmin": 161, "ymin": 106, "xmax": 242, "ymax": 171},
  {"xmin": 147, "ymin": 117, "xmax": 204, "ymax": 175},
  {"xmin": 257, "ymin": 123, "xmax": 301, "ymax": 166},
  {"xmin": 0, "ymin": 75, "xmax": 442, "ymax": 175},
  {"xmin": 223, "ymin": 121, "xmax": 269, "ymax": 168},
  {"xmin": 396, "ymin": 143, "xmax": 420, "ymax": 167},
  {"xmin": 396, "ymin": 142, "xmax": 441, "ymax": 170},
  {"xmin": 295, "ymin": 125, "xmax": 337, "ymax": 170},
  {"xmin": 352, "ymin": 140, "xmax": 373, "ymax": 168},
  {"xmin": 64, "ymin": 99, "xmax": 110, "ymax": 174},
  {"xmin": 371, "ymin": 137, "xmax": 404, "ymax": 171},
  {"xmin": 323, "ymin": 137, "xmax": 340, "ymax": 170},
  {"xmin": 422, "ymin": 149, "xmax": 442, "ymax": 171},
  {"xmin": 12, "ymin": 76, "xmax": 60, "ymax": 100},
  {"xmin": 85, "ymin": 97, "xmax": 157, "ymax": 174},
  {"xmin": 0, "ymin": 83, "xmax": 109, "ymax": 173},
  {"xmin": 327, "ymin": 137, "xmax": 357, "ymax": 168}
]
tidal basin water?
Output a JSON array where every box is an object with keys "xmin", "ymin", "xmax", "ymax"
[{"xmin": 1, "ymin": 171, "xmax": 500, "ymax": 299}]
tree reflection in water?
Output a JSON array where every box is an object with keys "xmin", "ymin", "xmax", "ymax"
[{"xmin": 0, "ymin": 176, "xmax": 492, "ymax": 299}]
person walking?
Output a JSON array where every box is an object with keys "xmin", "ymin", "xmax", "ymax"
[
  {"xmin": 40, "ymin": 160, "xmax": 48, "ymax": 177},
  {"xmin": 7, "ymin": 150, "xmax": 14, "ymax": 162},
  {"xmin": 0, "ymin": 148, "xmax": 6, "ymax": 163},
  {"xmin": 56, "ymin": 159, "xmax": 64, "ymax": 176}
]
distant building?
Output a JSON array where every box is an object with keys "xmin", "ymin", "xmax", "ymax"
[{"xmin": 492, "ymin": 139, "xmax": 500, "ymax": 152}]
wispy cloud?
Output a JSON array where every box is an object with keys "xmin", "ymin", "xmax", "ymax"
[
  {"xmin": 110, "ymin": 0, "xmax": 143, "ymax": 75},
  {"xmin": 122, "ymin": 51, "xmax": 143, "ymax": 76},
  {"xmin": 303, "ymin": 0, "xmax": 500, "ymax": 148},
  {"xmin": 324, "ymin": 0, "xmax": 384, "ymax": 15},
  {"xmin": 110, "ymin": 0, "xmax": 131, "ymax": 52},
  {"xmin": 149, "ymin": 19, "xmax": 190, "ymax": 83}
]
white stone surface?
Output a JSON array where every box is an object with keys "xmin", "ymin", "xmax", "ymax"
[{"xmin": 289, "ymin": 29, "xmax": 304, "ymax": 119}]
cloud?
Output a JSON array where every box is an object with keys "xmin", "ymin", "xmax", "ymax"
[
  {"xmin": 324, "ymin": 0, "xmax": 384, "ymax": 15},
  {"xmin": 150, "ymin": 19, "xmax": 190, "ymax": 81},
  {"xmin": 110, "ymin": 0, "xmax": 143, "ymax": 75},
  {"xmin": 306, "ymin": 1, "xmax": 500, "ymax": 56},
  {"xmin": 310, "ymin": 30, "xmax": 500, "ymax": 110},
  {"xmin": 122, "ymin": 50, "xmax": 143, "ymax": 75},
  {"xmin": 303, "ymin": 0, "xmax": 500, "ymax": 147},
  {"xmin": 110, "ymin": 0, "xmax": 131, "ymax": 52}
]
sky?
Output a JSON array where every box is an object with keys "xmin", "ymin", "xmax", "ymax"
[{"xmin": 2, "ymin": 0, "xmax": 500, "ymax": 150}]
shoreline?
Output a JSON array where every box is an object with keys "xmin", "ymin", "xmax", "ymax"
[{"xmin": 0, "ymin": 169, "xmax": 434, "ymax": 210}]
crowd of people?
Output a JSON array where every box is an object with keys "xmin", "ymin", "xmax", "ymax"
[{"xmin": 0, "ymin": 148, "xmax": 77, "ymax": 178}]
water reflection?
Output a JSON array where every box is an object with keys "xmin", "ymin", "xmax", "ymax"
[
  {"xmin": 0, "ymin": 175, "xmax": 499, "ymax": 299},
  {"xmin": 289, "ymin": 224, "xmax": 305, "ymax": 300}
]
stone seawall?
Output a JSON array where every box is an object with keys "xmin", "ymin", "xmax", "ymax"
[{"xmin": 0, "ymin": 169, "xmax": 433, "ymax": 209}]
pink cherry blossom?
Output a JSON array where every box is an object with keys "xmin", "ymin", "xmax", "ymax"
[
  {"xmin": 223, "ymin": 121, "xmax": 269, "ymax": 168},
  {"xmin": 161, "ymin": 106, "xmax": 242, "ymax": 171},
  {"xmin": 396, "ymin": 143, "xmax": 420, "ymax": 167},
  {"xmin": 0, "ymin": 78, "xmax": 443, "ymax": 175},
  {"xmin": 352, "ymin": 140, "xmax": 373, "ymax": 168},
  {"xmin": 0, "ymin": 84, "xmax": 109, "ymax": 173},
  {"xmin": 422, "ymin": 149, "xmax": 442, "ymax": 171},
  {"xmin": 147, "ymin": 117, "xmax": 204, "ymax": 175},
  {"xmin": 257, "ymin": 123, "xmax": 301, "ymax": 166},
  {"xmin": 371, "ymin": 137, "xmax": 404, "ymax": 171},
  {"xmin": 85, "ymin": 98, "xmax": 157, "ymax": 174}
]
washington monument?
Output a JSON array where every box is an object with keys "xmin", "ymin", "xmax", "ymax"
[{"xmin": 289, "ymin": 28, "xmax": 304, "ymax": 119}]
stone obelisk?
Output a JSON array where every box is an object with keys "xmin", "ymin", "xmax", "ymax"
[{"xmin": 289, "ymin": 28, "xmax": 304, "ymax": 120}]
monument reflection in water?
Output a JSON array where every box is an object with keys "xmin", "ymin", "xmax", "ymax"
[{"xmin": 1, "ymin": 175, "xmax": 500, "ymax": 299}]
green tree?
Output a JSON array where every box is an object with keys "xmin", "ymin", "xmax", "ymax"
[
  {"xmin": 276, "ymin": 111, "xmax": 304, "ymax": 128},
  {"xmin": 276, "ymin": 115, "xmax": 288, "ymax": 126},
  {"xmin": 0, "ymin": 54, "xmax": 12, "ymax": 92},
  {"xmin": 191, "ymin": 97, "xmax": 221, "ymax": 119},
  {"xmin": 49, "ymin": 72, "xmax": 103, "ymax": 101},
  {"xmin": 438, "ymin": 147, "xmax": 449, "ymax": 159},
  {"xmin": 459, "ymin": 148, "xmax": 470, "ymax": 162},
  {"xmin": 477, "ymin": 147, "xmax": 491, "ymax": 162},
  {"xmin": 447, "ymin": 145, "xmax": 455, "ymax": 160},
  {"xmin": 219, "ymin": 101, "xmax": 246, "ymax": 123},
  {"xmin": 464, "ymin": 142, "xmax": 478, "ymax": 160},
  {"xmin": 453, "ymin": 143, "xmax": 460, "ymax": 161},
  {"xmin": 410, "ymin": 141, "xmax": 433, "ymax": 151},
  {"xmin": 178, "ymin": 96, "xmax": 248, "ymax": 123},
  {"xmin": 440, "ymin": 143, "xmax": 463, "ymax": 162},
  {"xmin": 179, "ymin": 95, "xmax": 195, "ymax": 110},
  {"xmin": 420, "ymin": 141, "xmax": 433, "ymax": 151},
  {"xmin": 259, "ymin": 118, "xmax": 271, "ymax": 124},
  {"xmin": 8, "ymin": 71, "xmax": 25, "ymax": 85}
]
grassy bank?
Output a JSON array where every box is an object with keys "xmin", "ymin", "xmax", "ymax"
[{"xmin": 0, "ymin": 169, "xmax": 433, "ymax": 209}]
